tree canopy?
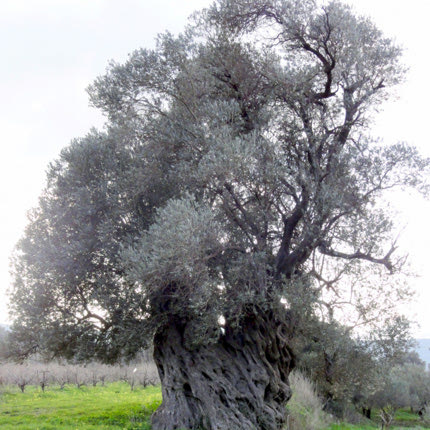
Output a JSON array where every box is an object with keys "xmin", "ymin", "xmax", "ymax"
[{"xmin": 8, "ymin": 1, "xmax": 429, "ymax": 429}]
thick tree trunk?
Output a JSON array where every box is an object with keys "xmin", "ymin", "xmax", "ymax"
[{"xmin": 151, "ymin": 312, "xmax": 294, "ymax": 430}]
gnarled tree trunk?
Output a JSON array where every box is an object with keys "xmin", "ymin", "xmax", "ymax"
[{"xmin": 152, "ymin": 312, "xmax": 294, "ymax": 430}]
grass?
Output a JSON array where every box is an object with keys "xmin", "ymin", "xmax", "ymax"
[
  {"xmin": 328, "ymin": 426, "xmax": 429, "ymax": 430},
  {"xmin": 1, "ymin": 382, "xmax": 429, "ymax": 429},
  {"xmin": 0, "ymin": 382, "xmax": 161, "ymax": 429},
  {"xmin": 328, "ymin": 425, "xmax": 377, "ymax": 429},
  {"xmin": 327, "ymin": 410, "xmax": 430, "ymax": 430}
]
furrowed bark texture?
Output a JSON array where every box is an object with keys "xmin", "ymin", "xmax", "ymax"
[{"xmin": 152, "ymin": 312, "xmax": 294, "ymax": 430}]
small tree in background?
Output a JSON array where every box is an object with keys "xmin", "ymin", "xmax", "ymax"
[
  {"xmin": 292, "ymin": 314, "xmax": 414, "ymax": 418},
  {"xmin": 35, "ymin": 368, "xmax": 50, "ymax": 392},
  {"xmin": 11, "ymin": 365, "xmax": 33, "ymax": 393},
  {"xmin": 369, "ymin": 366, "xmax": 411, "ymax": 429},
  {"xmin": 295, "ymin": 322, "xmax": 376, "ymax": 415},
  {"xmin": 394, "ymin": 363, "xmax": 430, "ymax": 416},
  {"xmin": 51, "ymin": 363, "xmax": 69, "ymax": 390}
]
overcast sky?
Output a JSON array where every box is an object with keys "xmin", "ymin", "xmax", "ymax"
[{"xmin": 1, "ymin": 0, "xmax": 429, "ymax": 337}]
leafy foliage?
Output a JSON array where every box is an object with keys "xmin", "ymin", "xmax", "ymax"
[{"xmin": 9, "ymin": 0, "xmax": 428, "ymax": 375}]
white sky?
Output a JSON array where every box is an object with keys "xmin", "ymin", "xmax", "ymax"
[{"xmin": 1, "ymin": 0, "xmax": 429, "ymax": 337}]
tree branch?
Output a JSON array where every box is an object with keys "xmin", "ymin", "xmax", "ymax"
[{"xmin": 318, "ymin": 242, "xmax": 397, "ymax": 273}]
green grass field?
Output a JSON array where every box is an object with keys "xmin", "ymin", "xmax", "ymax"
[
  {"xmin": 0, "ymin": 382, "xmax": 161, "ymax": 429},
  {"xmin": 327, "ymin": 426, "xmax": 427, "ymax": 430},
  {"xmin": 0, "ymin": 382, "xmax": 429, "ymax": 429},
  {"xmin": 326, "ymin": 409, "xmax": 430, "ymax": 430}
]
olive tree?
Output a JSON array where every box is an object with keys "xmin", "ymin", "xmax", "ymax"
[
  {"xmin": 369, "ymin": 365, "xmax": 416, "ymax": 429},
  {"xmin": 9, "ymin": 1, "xmax": 429, "ymax": 429}
]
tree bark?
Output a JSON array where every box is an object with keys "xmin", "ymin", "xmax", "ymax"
[{"xmin": 151, "ymin": 312, "xmax": 294, "ymax": 430}]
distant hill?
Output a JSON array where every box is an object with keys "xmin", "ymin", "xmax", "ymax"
[{"xmin": 415, "ymin": 339, "xmax": 430, "ymax": 366}]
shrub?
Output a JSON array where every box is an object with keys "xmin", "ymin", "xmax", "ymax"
[{"xmin": 286, "ymin": 370, "xmax": 332, "ymax": 430}]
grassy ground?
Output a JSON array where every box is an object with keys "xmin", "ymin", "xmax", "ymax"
[
  {"xmin": 327, "ymin": 408, "xmax": 430, "ymax": 430},
  {"xmin": 328, "ymin": 426, "xmax": 428, "ymax": 430},
  {"xmin": 1, "ymin": 382, "xmax": 429, "ymax": 429},
  {"xmin": 0, "ymin": 382, "xmax": 161, "ymax": 429}
]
